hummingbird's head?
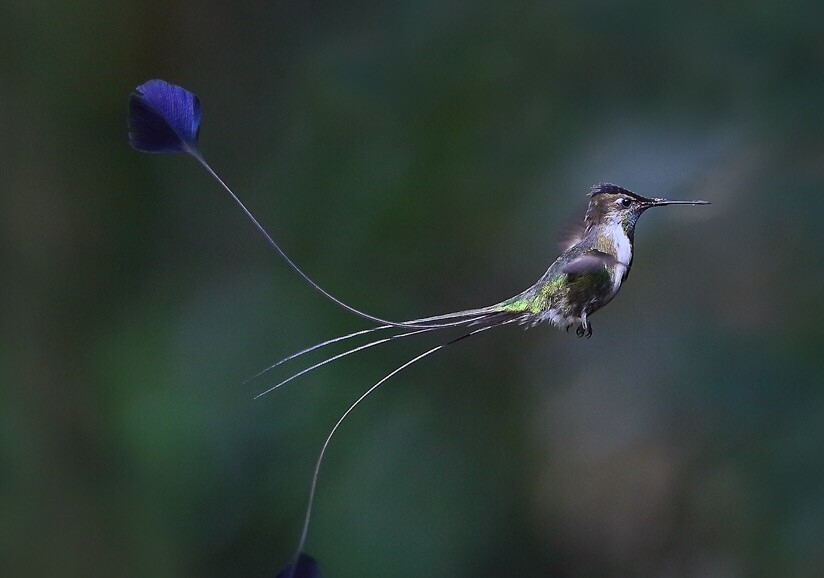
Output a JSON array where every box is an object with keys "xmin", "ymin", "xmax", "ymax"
[{"xmin": 584, "ymin": 183, "xmax": 709, "ymax": 234}]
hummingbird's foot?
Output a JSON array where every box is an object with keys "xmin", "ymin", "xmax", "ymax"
[{"xmin": 576, "ymin": 317, "xmax": 592, "ymax": 338}]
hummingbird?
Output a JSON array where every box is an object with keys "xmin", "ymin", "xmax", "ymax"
[
  {"xmin": 128, "ymin": 79, "xmax": 711, "ymax": 577},
  {"xmin": 491, "ymin": 182, "xmax": 711, "ymax": 338}
]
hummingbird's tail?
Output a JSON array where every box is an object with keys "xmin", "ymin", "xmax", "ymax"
[
  {"xmin": 397, "ymin": 289, "xmax": 535, "ymax": 327},
  {"xmin": 250, "ymin": 300, "xmax": 529, "ymax": 398},
  {"xmin": 397, "ymin": 304, "xmax": 511, "ymax": 327},
  {"xmin": 259, "ymin": 302, "xmax": 530, "ymax": 569}
]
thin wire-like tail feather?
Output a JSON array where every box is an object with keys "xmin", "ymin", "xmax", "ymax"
[
  {"xmin": 193, "ymin": 149, "xmax": 505, "ymax": 331},
  {"xmin": 397, "ymin": 303, "xmax": 511, "ymax": 326},
  {"xmin": 253, "ymin": 326, "xmax": 437, "ymax": 399},
  {"xmin": 251, "ymin": 310, "xmax": 513, "ymax": 383},
  {"xmin": 244, "ymin": 324, "xmax": 395, "ymax": 383},
  {"xmin": 253, "ymin": 311, "xmax": 517, "ymax": 394},
  {"xmin": 286, "ymin": 316, "xmax": 522, "ymax": 574},
  {"xmin": 193, "ymin": 153, "xmax": 430, "ymax": 328}
]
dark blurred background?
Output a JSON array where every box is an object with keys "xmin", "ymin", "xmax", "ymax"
[{"xmin": 3, "ymin": 1, "xmax": 824, "ymax": 577}]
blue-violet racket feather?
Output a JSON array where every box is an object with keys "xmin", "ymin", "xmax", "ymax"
[
  {"xmin": 276, "ymin": 553, "xmax": 320, "ymax": 578},
  {"xmin": 128, "ymin": 79, "xmax": 201, "ymax": 154}
]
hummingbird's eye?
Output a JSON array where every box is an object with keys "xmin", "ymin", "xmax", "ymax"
[{"xmin": 619, "ymin": 197, "xmax": 632, "ymax": 208}]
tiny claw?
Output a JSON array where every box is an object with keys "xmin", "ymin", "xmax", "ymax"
[{"xmin": 575, "ymin": 320, "xmax": 593, "ymax": 338}]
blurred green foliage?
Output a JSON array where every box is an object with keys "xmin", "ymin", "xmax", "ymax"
[{"xmin": 3, "ymin": 1, "xmax": 824, "ymax": 576}]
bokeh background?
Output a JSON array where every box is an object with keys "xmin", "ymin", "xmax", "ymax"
[{"xmin": 4, "ymin": 1, "xmax": 824, "ymax": 577}]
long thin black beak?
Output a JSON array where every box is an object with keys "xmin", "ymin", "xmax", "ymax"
[{"xmin": 646, "ymin": 197, "xmax": 710, "ymax": 207}]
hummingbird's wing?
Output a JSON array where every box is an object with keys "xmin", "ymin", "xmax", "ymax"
[
  {"xmin": 562, "ymin": 250, "xmax": 619, "ymax": 276},
  {"xmin": 558, "ymin": 221, "xmax": 586, "ymax": 252}
]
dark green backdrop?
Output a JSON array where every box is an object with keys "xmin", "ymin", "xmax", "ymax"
[{"xmin": 3, "ymin": 1, "xmax": 823, "ymax": 576}]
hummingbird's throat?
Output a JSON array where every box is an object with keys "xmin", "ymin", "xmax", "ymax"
[{"xmin": 591, "ymin": 223, "xmax": 634, "ymax": 266}]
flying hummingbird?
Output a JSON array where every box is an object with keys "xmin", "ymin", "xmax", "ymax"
[
  {"xmin": 128, "ymin": 79, "xmax": 710, "ymax": 577},
  {"xmin": 493, "ymin": 182, "xmax": 711, "ymax": 338}
]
